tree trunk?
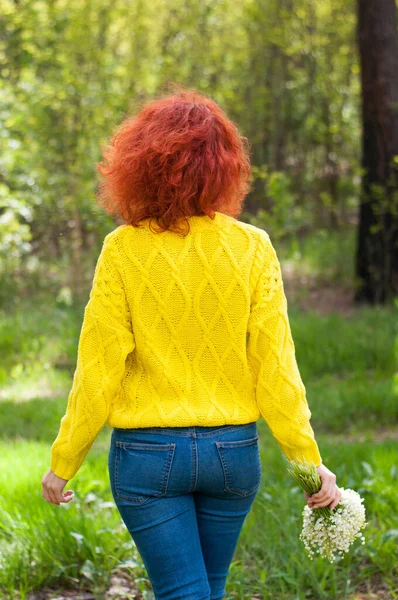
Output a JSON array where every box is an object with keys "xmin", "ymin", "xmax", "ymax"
[{"xmin": 355, "ymin": 0, "xmax": 398, "ymax": 304}]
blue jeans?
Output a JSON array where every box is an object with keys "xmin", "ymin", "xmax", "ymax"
[{"xmin": 108, "ymin": 421, "xmax": 261, "ymax": 600}]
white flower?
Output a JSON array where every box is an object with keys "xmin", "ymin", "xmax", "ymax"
[{"xmin": 299, "ymin": 487, "xmax": 368, "ymax": 562}]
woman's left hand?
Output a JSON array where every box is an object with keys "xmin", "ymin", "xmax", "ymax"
[{"xmin": 42, "ymin": 469, "xmax": 74, "ymax": 505}]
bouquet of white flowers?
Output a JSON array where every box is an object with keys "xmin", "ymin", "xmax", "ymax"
[{"xmin": 287, "ymin": 459, "xmax": 368, "ymax": 563}]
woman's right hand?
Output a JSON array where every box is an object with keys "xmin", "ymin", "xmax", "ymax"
[{"xmin": 304, "ymin": 464, "xmax": 342, "ymax": 511}]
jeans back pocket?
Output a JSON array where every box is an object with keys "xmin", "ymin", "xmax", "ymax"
[
  {"xmin": 114, "ymin": 440, "xmax": 176, "ymax": 504},
  {"xmin": 215, "ymin": 435, "xmax": 261, "ymax": 497}
]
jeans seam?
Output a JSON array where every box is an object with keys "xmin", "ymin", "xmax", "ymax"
[
  {"xmin": 190, "ymin": 437, "xmax": 196, "ymax": 492},
  {"xmin": 162, "ymin": 444, "xmax": 176, "ymax": 494},
  {"xmin": 216, "ymin": 434, "xmax": 259, "ymax": 449},
  {"xmin": 194, "ymin": 437, "xmax": 198, "ymax": 491},
  {"xmin": 114, "ymin": 422, "xmax": 256, "ymax": 438},
  {"xmin": 115, "ymin": 440, "xmax": 174, "ymax": 450}
]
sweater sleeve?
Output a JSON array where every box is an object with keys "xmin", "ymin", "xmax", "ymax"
[
  {"xmin": 50, "ymin": 233, "xmax": 136, "ymax": 480},
  {"xmin": 247, "ymin": 231, "xmax": 322, "ymax": 467}
]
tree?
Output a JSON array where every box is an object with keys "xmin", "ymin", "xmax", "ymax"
[{"xmin": 355, "ymin": 0, "xmax": 398, "ymax": 304}]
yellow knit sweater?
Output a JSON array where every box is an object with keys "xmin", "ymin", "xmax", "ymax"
[{"xmin": 50, "ymin": 211, "xmax": 322, "ymax": 480}]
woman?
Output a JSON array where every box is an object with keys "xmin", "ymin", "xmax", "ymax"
[{"xmin": 42, "ymin": 86, "xmax": 341, "ymax": 600}]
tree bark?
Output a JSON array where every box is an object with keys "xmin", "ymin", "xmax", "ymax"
[{"xmin": 355, "ymin": 0, "xmax": 398, "ymax": 303}]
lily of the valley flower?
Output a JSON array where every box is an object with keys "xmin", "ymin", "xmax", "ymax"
[{"xmin": 287, "ymin": 458, "xmax": 368, "ymax": 562}]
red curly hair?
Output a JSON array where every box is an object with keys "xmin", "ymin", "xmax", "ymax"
[{"xmin": 95, "ymin": 83, "xmax": 252, "ymax": 235}]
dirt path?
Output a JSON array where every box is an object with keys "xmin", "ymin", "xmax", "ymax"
[{"xmin": 325, "ymin": 426, "xmax": 398, "ymax": 443}]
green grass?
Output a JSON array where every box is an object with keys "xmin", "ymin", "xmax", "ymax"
[
  {"xmin": 290, "ymin": 306, "xmax": 398, "ymax": 434},
  {"xmin": 0, "ymin": 231, "xmax": 397, "ymax": 598},
  {"xmin": 0, "ymin": 429, "xmax": 397, "ymax": 599}
]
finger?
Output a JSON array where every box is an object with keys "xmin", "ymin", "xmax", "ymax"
[
  {"xmin": 311, "ymin": 474, "xmax": 336, "ymax": 496},
  {"xmin": 313, "ymin": 483, "xmax": 333, "ymax": 499},
  {"xmin": 309, "ymin": 489, "xmax": 333, "ymax": 506},
  {"xmin": 310, "ymin": 483, "xmax": 333, "ymax": 502},
  {"xmin": 309, "ymin": 487, "xmax": 326, "ymax": 501},
  {"xmin": 43, "ymin": 487, "xmax": 57, "ymax": 505},
  {"xmin": 330, "ymin": 489, "xmax": 343, "ymax": 510},
  {"xmin": 319, "ymin": 497, "xmax": 334, "ymax": 508},
  {"xmin": 47, "ymin": 487, "xmax": 60, "ymax": 505},
  {"xmin": 62, "ymin": 490, "xmax": 74, "ymax": 503},
  {"xmin": 309, "ymin": 490, "xmax": 328, "ymax": 503},
  {"xmin": 311, "ymin": 494, "xmax": 335, "ymax": 508},
  {"xmin": 55, "ymin": 489, "xmax": 65, "ymax": 504}
]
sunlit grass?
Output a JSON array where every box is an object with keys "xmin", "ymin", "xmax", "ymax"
[
  {"xmin": 0, "ymin": 435, "xmax": 148, "ymax": 599},
  {"xmin": 0, "ymin": 429, "xmax": 397, "ymax": 599}
]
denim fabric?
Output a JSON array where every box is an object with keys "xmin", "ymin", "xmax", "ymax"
[{"xmin": 108, "ymin": 421, "xmax": 261, "ymax": 600}]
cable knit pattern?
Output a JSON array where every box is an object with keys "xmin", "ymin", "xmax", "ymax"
[{"xmin": 50, "ymin": 212, "xmax": 322, "ymax": 480}]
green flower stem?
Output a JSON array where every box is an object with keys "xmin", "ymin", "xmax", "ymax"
[{"xmin": 286, "ymin": 458, "xmax": 337, "ymax": 521}]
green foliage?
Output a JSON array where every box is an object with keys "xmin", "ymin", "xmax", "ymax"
[
  {"xmin": 287, "ymin": 227, "xmax": 357, "ymax": 284},
  {"xmin": 249, "ymin": 167, "xmax": 309, "ymax": 241},
  {"xmin": 0, "ymin": 300, "xmax": 84, "ymax": 399},
  {"xmin": 0, "ymin": 0, "xmax": 362, "ymax": 299}
]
